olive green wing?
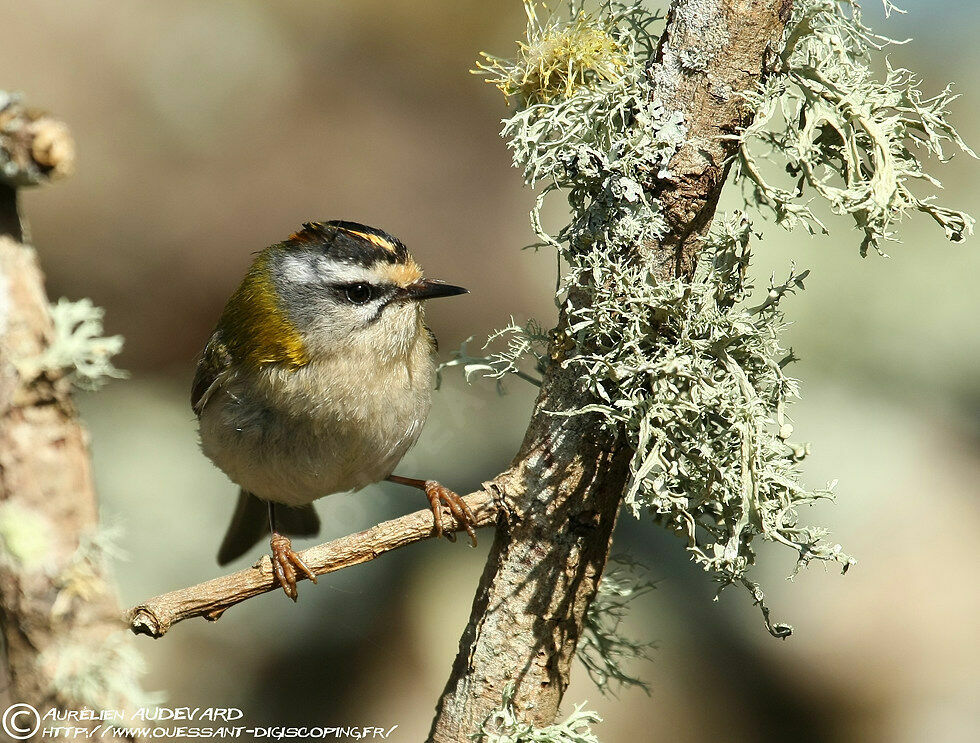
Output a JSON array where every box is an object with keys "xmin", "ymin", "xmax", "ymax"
[{"xmin": 191, "ymin": 332, "xmax": 235, "ymax": 417}]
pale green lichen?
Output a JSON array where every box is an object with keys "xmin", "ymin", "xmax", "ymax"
[
  {"xmin": 44, "ymin": 298, "xmax": 126, "ymax": 389},
  {"xmin": 472, "ymin": 685, "xmax": 602, "ymax": 743},
  {"xmin": 544, "ymin": 211, "xmax": 854, "ymax": 637},
  {"xmin": 437, "ymin": 320, "xmax": 548, "ymax": 392},
  {"xmin": 51, "ymin": 524, "xmax": 127, "ymax": 618},
  {"xmin": 476, "ymin": 2, "xmax": 672, "ymax": 191},
  {"xmin": 455, "ymin": 0, "xmax": 970, "ymax": 645},
  {"xmin": 17, "ymin": 297, "xmax": 126, "ymax": 390},
  {"xmin": 579, "ymin": 556, "xmax": 653, "ymax": 695},
  {"xmin": 40, "ymin": 633, "xmax": 162, "ymax": 712},
  {"xmin": 43, "ymin": 527, "xmax": 160, "ymax": 711},
  {"xmin": 737, "ymin": 0, "xmax": 976, "ymax": 255}
]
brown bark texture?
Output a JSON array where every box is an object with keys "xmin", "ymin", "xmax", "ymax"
[
  {"xmin": 428, "ymin": 1, "xmax": 794, "ymax": 740},
  {"xmin": 0, "ymin": 95, "xmax": 137, "ymax": 741}
]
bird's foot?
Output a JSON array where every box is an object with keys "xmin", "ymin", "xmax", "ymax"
[
  {"xmin": 269, "ymin": 532, "xmax": 317, "ymax": 601},
  {"xmin": 423, "ymin": 481, "xmax": 478, "ymax": 547}
]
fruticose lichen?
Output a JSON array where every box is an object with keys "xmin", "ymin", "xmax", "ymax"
[
  {"xmin": 737, "ymin": 0, "xmax": 976, "ymax": 255},
  {"xmin": 40, "ymin": 633, "xmax": 161, "ymax": 712},
  {"xmin": 21, "ymin": 297, "xmax": 126, "ymax": 390},
  {"xmin": 43, "ymin": 527, "xmax": 161, "ymax": 712},
  {"xmin": 475, "ymin": 1, "xmax": 627, "ymax": 104},
  {"xmin": 472, "ymin": 685, "xmax": 602, "ymax": 743},
  {"xmin": 437, "ymin": 320, "xmax": 548, "ymax": 392},
  {"xmin": 578, "ymin": 556, "xmax": 654, "ymax": 694},
  {"xmin": 455, "ymin": 0, "xmax": 973, "ymax": 649}
]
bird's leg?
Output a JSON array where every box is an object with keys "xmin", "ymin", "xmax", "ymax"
[
  {"xmin": 268, "ymin": 502, "xmax": 317, "ymax": 601},
  {"xmin": 386, "ymin": 475, "xmax": 478, "ymax": 547}
]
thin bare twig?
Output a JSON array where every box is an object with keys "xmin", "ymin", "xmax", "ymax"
[{"xmin": 126, "ymin": 489, "xmax": 500, "ymax": 638}]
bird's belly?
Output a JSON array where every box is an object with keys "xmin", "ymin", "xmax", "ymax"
[{"xmin": 198, "ymin": 386, "xmax": 427, "ymax": 507}]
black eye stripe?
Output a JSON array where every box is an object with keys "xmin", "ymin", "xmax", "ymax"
[{"xmin": 331, "ymin": 282, "xmax": 397, "ymax": 305}]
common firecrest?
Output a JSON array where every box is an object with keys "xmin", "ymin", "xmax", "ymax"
[{"xmin": 191, "ymin": 220, "xmax": 476, "ymax": 599}]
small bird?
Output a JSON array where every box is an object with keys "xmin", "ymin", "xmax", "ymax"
[{"xmin": 191, "ymin": 220, "xmax": 476, "ymax": 599}]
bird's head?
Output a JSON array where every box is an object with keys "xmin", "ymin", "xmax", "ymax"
[{"xmin": 218, "ymin": 220, "xmax": 467, "ymax": 367}]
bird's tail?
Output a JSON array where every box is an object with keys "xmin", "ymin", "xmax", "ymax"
[{"xmin": 217, "ymin": 490, "xmax": 321, "ymax": 565}]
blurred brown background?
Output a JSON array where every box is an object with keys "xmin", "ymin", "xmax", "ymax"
[{"xmin": 2, "ymin": 1, "xmax": 978, "ymax": 741}]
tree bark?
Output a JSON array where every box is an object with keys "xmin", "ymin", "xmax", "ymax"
[
  {"xmin": 0, "ymin": 95, "xmax": 140, "ymax": 741},
  {"xmin": 428, "ymin": 1, "xmax": 793, "ymax": 740}
]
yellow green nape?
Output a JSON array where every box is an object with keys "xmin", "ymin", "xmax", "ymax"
[{"xmin": 218, "ymin": 250, "xmax": 310, "ymax": 370}]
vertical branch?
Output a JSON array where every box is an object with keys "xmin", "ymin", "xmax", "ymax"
[
  {"xmin": 429, "ymin": 1, "xmax": 793, "ymax": 740},
  {"xmin": 0, "ymin": 93, "xmax": 144, "ymax": 740}
]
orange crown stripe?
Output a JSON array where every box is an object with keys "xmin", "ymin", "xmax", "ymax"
[{"xmin": 340, "ymin": 228, "xmax": 399, "ymax": 254}]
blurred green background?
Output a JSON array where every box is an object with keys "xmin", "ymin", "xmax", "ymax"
[{"xmin": 2, "ymin": 1, "xmax": 978, "ymax": 741}]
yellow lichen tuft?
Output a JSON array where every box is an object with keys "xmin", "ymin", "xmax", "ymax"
[{"xmin": 475, "ymin": 1, "xmax": 625, "ymax": 104}]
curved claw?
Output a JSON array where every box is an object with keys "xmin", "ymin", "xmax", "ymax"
[
  {"xmin": 423, "ymin": 481, "xmax": 479, "ymax": 547},
  {"xmin": 270, "ymin": 533, "xmax": 317, "ymax": 601}
]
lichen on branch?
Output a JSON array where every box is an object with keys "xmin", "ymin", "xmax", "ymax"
[
  {"xmin": 475, "ymin": 0, "xmax": 629, "ymax": 105},
  {"xmin": 454, "ymin": 0, "xmax": 865, "ymax": 641},
  {"xmin": 473, "ymin": 685, "xmax": 603, "ymax": 743},
  {"xmin": 18, "ymin": 298, "xmax": 126, "ymax": 390},
  {"xmin": 452, "ymin": 0, "xmax": 975, "ymax": 648},
  {"xmin": 737, "ymin": 0, "xmax": 977, "ymax": 255},
  {"xmin": 554, "ymin": 212, "xmax": 856, "ymax": 638},
  {"xmin": 578, "ymin": 556, "xmax": 654, "ymax": 695}
]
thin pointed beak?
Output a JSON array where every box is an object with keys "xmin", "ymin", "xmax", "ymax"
[{"xmin": 402, "ymin": 279, "xmax": 469, "ymax": 301}]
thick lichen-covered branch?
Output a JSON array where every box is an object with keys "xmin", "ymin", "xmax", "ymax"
[
  {"xmin": 432, "ymin": 2, "xmax": 797, "ymax": 739},
  {"xmin": 453, "ymin": 0, "xmax": 971, "ymax": 654},
  {"xmin": 459, "ymin": 1, "xmax": 852, "ymax": 639},
  {"xmin": 557, "ymin": 215, "xmax": 853, "ymax": 635}
]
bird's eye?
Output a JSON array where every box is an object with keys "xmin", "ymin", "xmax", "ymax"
[{"xmin": 344, "ymin": 283, "xmax": 373, "ymax": 304}]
